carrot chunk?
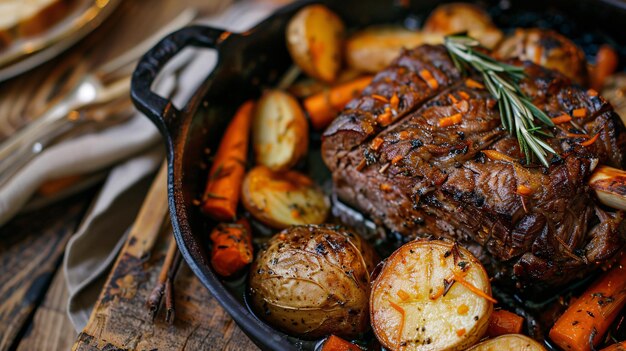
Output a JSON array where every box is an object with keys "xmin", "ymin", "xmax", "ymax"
[
  {"xmin": 321, "ymin": 335, "xmax": 361, "ymax": 351},
  {"xmin": 439, "ymin": 113, "xmax": 462, "ymax": 127},
  {"xmin": 487, "ymin": 310, "xmax": 524, "ymax": 337},
  {"xmin": 551, "ymin": 114, "xmax": 572, "ymax": 124},
  {"xmin": 573, "ymin": 108, "xmax": 587, "ymax": 118},
  {"xmin": 209, "ymin": 218, "xmax": 253, "ymax": 277},
  {"xmin": 549, "ymin": 253, "xmax": 626, "ymax": 351},
  {"xmin": 581, "ymin": 133, "xmax": 600, "ymax": 147},
  {"xmin": 419, "ymin": 69, "xmax": 439, "ymax": 89},
  {"xmin": 304, "ymin": 76, "xmax": 373, "ymax": 130},
  {"xmin": 202, "ymin": 101, "xmax": 254, "ymax": 221},
  {"xmin": 370, "ymin": 137, "xmax": 384, "ymax": 151},
  {"xmin": 465, "ymin": 78, "xmax": 484, "ymax": 89}
]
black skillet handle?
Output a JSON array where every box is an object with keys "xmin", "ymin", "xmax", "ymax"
[{"xmin": 131, "ymin": 25, "xmax": 227, "ymax": 137}]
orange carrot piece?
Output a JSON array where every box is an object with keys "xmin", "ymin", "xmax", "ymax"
[
  {"xmin": 390, "ymin": 93, "xmax": 400, "ymax": 110},
  {"xmin": 448, "ymin": 94, "xmax": 459, "ymax": 104},
  {"xmin": 483, "ymin": 150, "xmax": 516, "ymax": 163},
  {"xmin": 377, "ymin": 107, "xmax": 393, "ymax": 126},
  {"xmin": 551, "ymin": 114, "xmax": 572, "ymax": 124},
  {"xmin": 573, "ymin": 108, "xmax": 588, "ymax": 118},
  {"xmin": 516, "ymin": 185, "xmax": 533, "ymax": 196},
  {"xmin": 397, "ymin": 289, "xmax": 410, "ymax": 301},
  {"xmin": 591, "ymin": 44, "xmax": 619, "ymax": 91},
  {"xmin": 304, "ymin": 76, "xmax": 373, "ymax": 130},
  {"xmin": 419, "ymin": 69, "xmax": 439, "ymax": 89},
  {"xmin": 453, "ymin": 272, "xmax": 498, "ymax": 304},
  {"xmin": 581, "ymin": 133, "xmax": 600, "ymax": 147},
  {"xmin": 439, "ymin": 113, "xmax": 463, "ymax": 127},
  {"xmin": 600, "ymin": 341, "xmax": 626, "ymax": 351},
  {"xmin": 458, "ymin": 91, "xmax": 470, "ymax": 100},
  {"xmin": 202, "ymin": 101, "xmax": 254, "ymax": 221},
  {"xmin": 209, "ymin": 218, "xmax": 253, "ymax": 277},
  {"xmin": 549, "ymin": 253, "xmax": 626, "ymax": 351},
  {"xmin": 372, "ymin": 94, "xmax": 389, "ymax": 103},
  {"xmin": 465, "ymin": 78, "xmax": 485, "ymax": 89},
  {"xmin": 391, "ymin": 155, "xmax": 403, "ymax": 165},
  {"xmin": 321, "ymin": 335, "xmax": 361, "ymax": 351},
  {"xmin": 370, "ymin": 137, "xmax": 384, "ymax": 150},
  {"xmin": 487, "ymin": 310, "xmax": 524, "ymax": 337}
]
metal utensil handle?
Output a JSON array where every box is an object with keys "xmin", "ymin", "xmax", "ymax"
[{"xmin": 130, "ymin": 25, "xmax": 227, "ymax": 137}]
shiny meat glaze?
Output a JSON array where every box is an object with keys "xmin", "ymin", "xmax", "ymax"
[{"xmin": 322, "ymin": 45, "xmax": 626, "ymax": 289}]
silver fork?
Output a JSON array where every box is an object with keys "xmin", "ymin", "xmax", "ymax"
[{"xmin": 0, "ymin": 9, "xmax": 197, "ymax": 186}]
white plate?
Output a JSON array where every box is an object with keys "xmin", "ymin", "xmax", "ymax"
[{"xmin": 0, "ymin": 0, "xmax": 121, "ymax": 82}]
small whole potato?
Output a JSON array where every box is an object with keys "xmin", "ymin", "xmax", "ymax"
[
  {"xmin": 248, "ymin": 224, "xmax": 378, "ymax": 339},
  {"xmin": 241, "ymin": 166, "xmax": 329, "ymax": 229},
  {"xmin": 253, "ymin": 90, "xmax": 308, "ymax": 171},
  {"xmin": 286, "ymin": 4, "xmax": 345, "ymax": 82},
  {"xmin": 371, "ymin": 240, "xmax": 494, "ymax": 351},
  {"xmin": 494, "ymin": 28, "xmax": 588, "ymax": 85},
  {"xmin": 423, "ymin": 3, "xmax": 503, "ymax": 49}
]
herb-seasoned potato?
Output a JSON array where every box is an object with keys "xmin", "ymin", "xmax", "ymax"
[
  {"xmin": 494, "ymin": 28, "xmax": 588, "ymax": 85},
  {"xmin": 248, "ymin": 224, "xmax": 378, "ymax": 338},
  {"xmin": 423, "ymin": 3, "xmax": 503, "ymax": 49},
  {"xmin": 241, "ymin": 166, "xmax": 329, "ymax": 228},
  {"xmin": 345, "ymin": 26, "xmax": 441, "ymax": 73},
  {"xmin": 253, "ymin": 90, "xmax": 308, "ymax": 171},
  {"xmin": 371, "ymin": 240, "xmax": 494, "ymax": 351},
  {"xmin": 467, "ymin": 334, "xmax": 546, "ymax": 350},
  {"xmin": 286, "ymin": 4, "xmax": 345, "ymax": 82}
]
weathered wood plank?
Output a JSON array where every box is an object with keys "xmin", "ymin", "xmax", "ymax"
[
  {"xmin": 72, "ymin": 165, "xmax": 259, "ymax": 351},
  {"xmin": 16, "ymin": 267, "xmax": 77, "ymax": 351},
  {"xmin": 0, "ymin": 190, "xmax": 94, "ymax": 351}
]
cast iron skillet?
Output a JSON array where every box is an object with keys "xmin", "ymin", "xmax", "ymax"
[{"xmin": 130, "ymin": 0, "xmax": 626, "ymax": 350}]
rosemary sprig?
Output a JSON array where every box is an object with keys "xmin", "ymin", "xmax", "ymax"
[{"xmin": 444, "ymin": 35, "xmax": 556, "ymax": 167}]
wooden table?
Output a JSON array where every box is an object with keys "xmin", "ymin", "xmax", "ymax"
[{"xmin": 0, "ymin": 0, "xmax": 262, "ymax": 350}]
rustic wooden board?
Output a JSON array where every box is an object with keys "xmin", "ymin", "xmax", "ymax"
[
  {"xmin": 16, "ymin": 267, "xmax": 77, "ymax": 351},
  {"xmin": 0, "ymin": 190, "xmax": 94, "ymax": 351},
  {"xmin": 72, "ymin": 166, "xmax": 259, "ymax": 351}
]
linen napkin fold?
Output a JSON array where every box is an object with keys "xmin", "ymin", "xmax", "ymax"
[{"xmin": 62, "ymin": 0, "xmax": 284, "ymax": 331}]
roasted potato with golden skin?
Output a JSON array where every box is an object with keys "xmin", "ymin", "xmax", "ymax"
[
  {"xmin": 467, "ymin": 334, "xmax": 546, "ymax": 351},
  {"xmin": 253, "ymin": 90, "xmax": 308, "ymax": 171},
  {"xmin": 248, "ymin": 224, "xmax": 378, "ymax": 339},
  {"xmin": 241, "ymin": 166, "xmax": 329, "ymax": 229},
  {"xmin": 494, "ymin": 28, "xmax": 588, "ymax": 85},
  {"xmin": 371, "ymin": 240, "xmax": 494, "ymax": 351},
  {"xmin": 422, "ymin": 3, "xmax": 503, "ymax": 49},
  {"xmin": 286, "ymin": 5, "xmax": 345, "ymax": 83},
  {"xmin": 345, "ymin": 26, "xmax": 441, "ymax": 73}
]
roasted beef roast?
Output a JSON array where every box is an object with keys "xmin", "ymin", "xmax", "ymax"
[{"xmin": 321, "ymin": 45, "xmax": 626, "ymax": 289}]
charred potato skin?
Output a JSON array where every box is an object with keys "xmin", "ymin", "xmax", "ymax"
[
  {"xmin": 248, "ymin": 225, "xmax": 378, "ymax": 339},
  {"xmin": 370, "ymin": 240, "xmax": 493, "ymax": 351},
  {"xmin": 494, "ymin": 28, "xmax": 588, "ymax": 85}
]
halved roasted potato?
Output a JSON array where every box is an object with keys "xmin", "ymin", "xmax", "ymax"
[
  {"xmin": 286, "ymin": 4, "xmax": 345, "ymax": 82},
  {"xmin": 345, "ymin": 26, "xmax": 441, "ymax": 73},
  {"xmin": 422, "ymin": 3, "xmax": 503, "ymax": 49},
  {"xmin": 248, "ymin": 224, "xmax": 377, "ymax": 338},
  {"xmin": 494, "ymin": 28, "xmax": 588, "ymax": 85},
  {"xmin": 253, "ymin": 90, "xmax": 308, "ymax": 171},
  {"xmin": 467, "ymin": 334, "xmax": 546, "ymax": 350},
  {"xmin": 241, "ymin": 166, "xmax": 329, "ymax": 228},
  {"xmin": 371, "ymin": 240, "xmax": 494, "ymax": 351}
]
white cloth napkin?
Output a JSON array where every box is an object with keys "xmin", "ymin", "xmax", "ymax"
[{"xmin": 59, "ymin": 1, "xmax": 283, "ymax": 331}]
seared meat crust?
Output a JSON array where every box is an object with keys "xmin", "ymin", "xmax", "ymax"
[{"xmin": 322, "ymin": 45, "xmax": 626, "ymax": 289}]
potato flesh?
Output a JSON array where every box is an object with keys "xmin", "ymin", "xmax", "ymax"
[
  {"xmin": 467, "ymin": 334, "xmax": 546, "ymax": 351},
  {"xmin": 241, "ymin": 166, "xmax": 329, "ymax": 228},
  {"xmin": 253, "ymin": 90, "xmax": 308, "ymax": 171},
  {"xmin": 286, "ymin": 5, "xmax": 344, "ymax": 82},
  {"xmin": 371, "ymin": 240, "xmax": 493, "ymax": 351}
]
